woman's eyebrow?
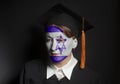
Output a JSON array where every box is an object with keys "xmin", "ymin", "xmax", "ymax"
[
  {"xmin": 46, "ymin": 35, "xmax": 52, "ymax": 38},
  {"xmin": 56, "ymin": 34, "xmax": 63, "ymax": 38}
]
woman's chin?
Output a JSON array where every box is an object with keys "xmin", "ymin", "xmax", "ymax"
[{"xmin": 50, "ymin": 56, "xmax": 67, "ymax": 62}]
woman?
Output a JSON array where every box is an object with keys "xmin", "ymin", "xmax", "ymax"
[{"xmin": 20, "ymin": 4, "xmax": 104, "ymax": 84}]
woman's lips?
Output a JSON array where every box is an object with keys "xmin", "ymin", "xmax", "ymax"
[{"xmin": 51, "ymin": 53, "xmax": 59, "ymax": 56}]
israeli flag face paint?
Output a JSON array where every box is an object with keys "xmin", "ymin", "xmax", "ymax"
[{"xmin": 46, "ymin": 26, "xmax": 75, "ymax": 62}]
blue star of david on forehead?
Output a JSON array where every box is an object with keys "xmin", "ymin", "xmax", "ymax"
[{"xmin": 56, "ymin": 35, "xmax": 66, "ymax": 54}]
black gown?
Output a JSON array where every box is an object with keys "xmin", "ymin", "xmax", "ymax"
[{"xmin": 19, "ymin": 59, "xmax": 104, "ymax": 84}]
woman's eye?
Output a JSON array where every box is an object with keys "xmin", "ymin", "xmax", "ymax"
[{"xmin": 46, "ymin": 38, "xmax": 51, "ymax": 42}]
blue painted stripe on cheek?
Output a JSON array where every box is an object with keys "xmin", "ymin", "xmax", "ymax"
[{"xmin": 45, "ymin": 26, "xmax": 63, "ymax": 32}]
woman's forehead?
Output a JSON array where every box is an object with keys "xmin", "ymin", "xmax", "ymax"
[
  {"xmin": 45, "ymin": 26, "xmax": 63, "ymax": 32},
  {"xmin": 46, "ymin": 32, "xmax": 67, "ymax": 38}
]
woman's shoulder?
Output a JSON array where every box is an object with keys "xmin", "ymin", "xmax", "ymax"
[
  {"xmin": 74, "ymin": 62, "xmax": 101, "ymax": 79},
  {"xmin": 20, "ymin": 59, "xmax": 47, "ymax": 80},
  {"xmin": 24, "ymin": 59, "xmax": 46, "ymax": 71},
  {"xmin": 82, "ymin": 66, "xmax": 99, "ymax": 75},
  {"xmin": 25, "ymin": 59, "xmax": 43, "ymax": 65}
]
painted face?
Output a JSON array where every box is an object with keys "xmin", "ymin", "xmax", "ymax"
[{"xmin": 46, "ymin": 26, "xmax": 77, "ymax": 62}]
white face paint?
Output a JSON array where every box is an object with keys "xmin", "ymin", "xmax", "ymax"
[
  {"xmin": 46, "ymin": 32, "xmax": 75, "ymax": 57},
  {"xmin": 45, "ymin": 26, "xmax": 78, "ymax": 62}
]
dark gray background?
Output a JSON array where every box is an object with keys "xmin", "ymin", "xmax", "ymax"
[{"xmin": 0, "ymin": 0, "xmax": 119, "ymax": 84}]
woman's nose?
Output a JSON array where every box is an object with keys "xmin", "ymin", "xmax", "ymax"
[{"xmin": 51, "ymin": 39, "xmax": 57, "ymax": 51}]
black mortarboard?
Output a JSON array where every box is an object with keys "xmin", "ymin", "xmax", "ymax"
[{"xmin": 38, "ymin": 3, "xmax": 94, "ymax": 69}]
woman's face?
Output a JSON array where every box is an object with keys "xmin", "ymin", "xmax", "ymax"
[{"xmin": 46, "ymin": 26, "xmax": 77, "ymax": 62}]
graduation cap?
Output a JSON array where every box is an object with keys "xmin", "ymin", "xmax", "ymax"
[{"xmin": 38, "ymin": 3, "xmax": 94, "ymax": 69}]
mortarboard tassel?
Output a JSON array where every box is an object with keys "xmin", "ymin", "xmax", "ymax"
[{"xmin": 80, "ymin": 17, "xmax": 86, "ymax": 69}]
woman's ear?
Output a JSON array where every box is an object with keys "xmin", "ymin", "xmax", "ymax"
[{"xmin": 72, "ymin": 38, "xmax": 78, "ymax": 49}]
